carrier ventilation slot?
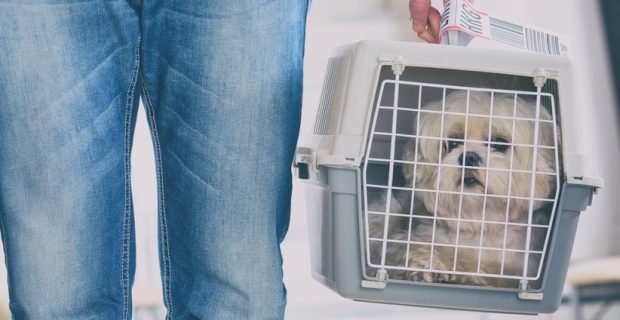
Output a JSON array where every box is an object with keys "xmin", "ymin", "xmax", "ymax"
[{"xmin": 313, "ymin": 56, "xmax": 344, "ymax": 135}]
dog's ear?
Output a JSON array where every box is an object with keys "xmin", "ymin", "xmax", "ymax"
[
  {"xmin": 401, "ymin": 99, "xmax": 444, "ymax": 185},
  {"xmin": 415, "ymin": 104, "xmax": 444, "ymax": 163},
  {"xmin": 538, "ymin": 103, "xmax": 561, "ymax": 149},
  {"xmin": 401, "ymin": 110, "xmax": 434, "ymax": 184},
  {"xmin": 402, "ymin": 145, "xmax": 433, "ymax": 187},
  {"xmin": 401, "ymin": 139, "xmax": 418, "ymax": 184},
  {"xmin": 508, "ymin": 199, "xmax": 529, "ymax": 223},
  {"xmin": 534, "ymin": 104, "xmax": 559, "ymax": 201}
]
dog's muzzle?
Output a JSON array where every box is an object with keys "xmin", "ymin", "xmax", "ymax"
[
  {"xmin": 459, "ymin": 152, "xmax": 483, "ymax": 187},
  {"xmin": 459, "ymin": 151, "xmax": 481, "ymax": 167}
]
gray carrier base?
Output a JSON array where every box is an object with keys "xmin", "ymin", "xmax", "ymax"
[{"xmin": 305, "ymin": 166, "xmax": 595, "ymax": 314}]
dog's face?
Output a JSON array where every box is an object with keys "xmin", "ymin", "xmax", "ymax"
[{"xmin": 403, "ymin": 91, "xmax": 558, "ymax": 222}]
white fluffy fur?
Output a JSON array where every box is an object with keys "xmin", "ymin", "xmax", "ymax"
[{"xmin": 368, "ymin": 91, "xmax": 558, "ymax": 287}]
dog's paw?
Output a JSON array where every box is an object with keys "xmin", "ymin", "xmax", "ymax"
[
  {"xmin": 407, "ymin": 271, "xmax": 456, "ymax": 283},
  {"xmin": 431, "ymin": 271, "xmax": 457, "ymax": 283},
  {"xmin": 406, "ymin": 271, "xmax": 429, "ymax": 282}
]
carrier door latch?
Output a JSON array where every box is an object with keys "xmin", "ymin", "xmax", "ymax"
[{"xmin": 294, "ymin": 147, "xmax": 315, "ymax": 180}]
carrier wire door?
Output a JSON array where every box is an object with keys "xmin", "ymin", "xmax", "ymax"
[{"xmin": 363, "ymin": 81, "xmax": 560, "ymax": 288}]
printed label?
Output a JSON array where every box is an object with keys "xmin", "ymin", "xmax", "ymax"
[{"xmin": 440, "ymin": 0, "xmax": 569, "ymax": 56}]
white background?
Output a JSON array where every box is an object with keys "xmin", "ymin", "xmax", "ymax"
[{"xmin": 1, "ymin": 0, "xmax": 619, "ymax": 319}]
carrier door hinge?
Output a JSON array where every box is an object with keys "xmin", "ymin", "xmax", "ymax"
[
  {"xmin": 533, "ymin": 68, "xmax": 548, "ymax": 88},
  {"xmin": 532, "ymin": 67, "xmax": 560, "ymax": 88},
  {"xmin": 378, "ymin": 55, "xmax": 405, "ymax": 76},
  {"xmin": 517, "ymin": 280, "xmax": 544, "ymax": 300}
]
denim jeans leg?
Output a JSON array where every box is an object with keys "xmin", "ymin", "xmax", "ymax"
[
  {"xmin": 0, "ymin": 2, "xmax": 140, "ymax": 319},
  {"xmin": 140, "ymin": 1, "xmax": 309, "ymax": 319}
]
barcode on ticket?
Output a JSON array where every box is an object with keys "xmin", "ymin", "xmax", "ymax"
[
  {"xmin": 440, "ymin": 0, "xmax": 569, "ymax": 56},
  {"xmin": 490, "ymin": 17, "xmax": 565, "ymax": 56}
]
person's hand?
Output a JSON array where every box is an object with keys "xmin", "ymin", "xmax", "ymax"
[{"xmin": 409, "ymin": 0, "xmax": 454, "ymax": 43}]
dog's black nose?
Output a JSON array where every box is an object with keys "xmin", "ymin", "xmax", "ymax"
[{"xmin": 459, "ymin": 151, "xmax": 481, "ymax": 167}]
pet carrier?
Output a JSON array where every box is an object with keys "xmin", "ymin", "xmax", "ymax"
[{"xmin": 294, "ymin": 40, "xmax": 602, "ymax": 314}]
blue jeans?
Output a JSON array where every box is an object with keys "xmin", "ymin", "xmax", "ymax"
[{"xmin": 0, "ymin": 0, "xmax": 309, "ymax": 319}]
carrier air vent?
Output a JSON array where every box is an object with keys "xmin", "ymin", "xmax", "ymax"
[{"xmin": 313, "ymin": 56, "xmax": 344, "ymax": 135}]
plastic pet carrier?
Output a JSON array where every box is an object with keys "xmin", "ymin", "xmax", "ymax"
[{"xmin": 294, "ymin": 40, "xmax": 602, "ymax": 314}]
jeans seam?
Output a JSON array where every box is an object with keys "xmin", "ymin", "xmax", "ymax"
[
  {"xmin": 140, "ymin": 78, "xmax": 174, "ymax": 320},
  {"xmin": 0, "ymin": 211, "xmax": 8, "ymax": 301},
  {"xmin": 122, "ymin": 39, "xmax": 142, "ymax": 320}
]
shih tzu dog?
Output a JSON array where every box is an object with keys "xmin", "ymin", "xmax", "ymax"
[{"xmin": 368, "ymin": 91, "xmax": 558, "ymax": 287}]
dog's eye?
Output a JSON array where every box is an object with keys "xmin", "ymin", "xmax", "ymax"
[
  {"xmin": 490, "ymin": 137, "xmax": 510, "ymax": 152},
  {"xmin": 445, "ymin": 140, "xmax": 463, "ymax": 152}
]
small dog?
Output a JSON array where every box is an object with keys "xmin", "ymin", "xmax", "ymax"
[{"xmin": 368, "ymin": 91, "xmax": 558, "ymax": 287}]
